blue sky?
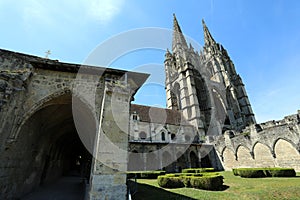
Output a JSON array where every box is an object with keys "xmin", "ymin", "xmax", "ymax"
[{"xmin": 0, "ymin": 0, "xmax": 299, "ymax": 123}]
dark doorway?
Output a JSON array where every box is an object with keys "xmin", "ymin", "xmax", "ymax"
[
  {"xmin": 201, "ymin": 155, "xmax": 212, "ymax": 168},
  {"xmin": 190, "ymin": 151, "xmax": 200, "ymax": 168},
  {"xmin": 9, "ymin": 94, "xmax": 96, "ymax": 199}
]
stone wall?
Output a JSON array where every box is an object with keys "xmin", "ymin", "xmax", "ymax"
[
  {"xmin": 0, "ymin": 49, "xmax": 148, "ymax": 200},
  {"xmin": 215, "ymin": 111, "xmax": 300, "ymax": 171}
]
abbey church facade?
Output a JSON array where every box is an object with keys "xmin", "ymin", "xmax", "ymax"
[
  {"xmin": 0, "ymin": 15, "xmax": 300, "ymax": 199},
  {"xmin": 127, "ymin": 16, "xmax": 300, "ymax": 174},
  {"xmin": 128, "ymin": 15, "xmax": 266, "ymax": 172}
]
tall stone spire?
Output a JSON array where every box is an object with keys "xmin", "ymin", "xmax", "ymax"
[
  {"xmin": 172, "ymin": 14, "xmax": 188, "ymax": 51},
  {"xmin": 173, "ymin": 13, "xmax": 182, "ymax": 33},
  {"xmin": 202, "ymin": 19, "xmax": 217, "ymax": 47}
]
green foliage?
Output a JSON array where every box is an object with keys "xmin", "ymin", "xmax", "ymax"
[
  {"xmin": 157, "ymin": 176, "xmax": 184, "ymax": 188},
  {"xmin": 242, "ymin": 132, "xmax": 250, "ymax": 138},
  {"xmin": 190, "ymin": 175, "xmax": 224, "ymax": 190},
  {"xmin": 182, "ymin": 168, "xmax": 215, "ymax": 173},
  {"xmin": 157, "ymin": 172, "xmax": 224, "ymax": 190},
  {"xmin": 268, "ymin": 168, "xmax": 296, "ymax": 177},
  {"xmin": 233, "ymin": 168, "xmax": 296, "ymax": 178},
  {"xmin": 192, "ymin": 173, "xmax": 203, "ymax": 177},
  {"xmin": 201, "ymin": 172, "xmax": 220, "ymax": 177},
  {"xmin": 179, "ymin": 173, "xmax": 194, "ymax": 176},
  {"xmin": 237, "ymin": 169, "xmax": 266, "ymax": 178},
  {"xmin": 232, "ymin": 168, "xmax": 239, "ymax": 176},
  {"xmin": 181, "ymin": 176, "xmax": 192, "ymax": 187}
]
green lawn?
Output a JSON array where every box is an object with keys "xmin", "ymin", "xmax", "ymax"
[{"xmin": 129, "ymin": 172, "xmax": 300, "ymax": 200}]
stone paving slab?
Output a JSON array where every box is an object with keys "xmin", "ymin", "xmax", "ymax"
[{"xmin": 21, "ymin": 176, "xmax": 85, "ymax": 200}]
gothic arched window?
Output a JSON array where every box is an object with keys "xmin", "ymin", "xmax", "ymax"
[
  {"xmin": 161, "ymin": 132, "xmax": 166, "ymax": 141},
  {"xmin": 171, "ymin": 82, "xmax": 181, "ymax": 110},
  {"xmin": 171, "ymin": 133, "xmax": 176, "ymax": 140}
]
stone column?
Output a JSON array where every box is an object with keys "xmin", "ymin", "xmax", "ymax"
[{"xmin": 88, "ymin": 82, "xmax": 131, "ymax": 200}]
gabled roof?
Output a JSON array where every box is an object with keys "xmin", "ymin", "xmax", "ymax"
[{"xmin": 130, "ymin": 104, "xmax": 188, "ymax": 125}]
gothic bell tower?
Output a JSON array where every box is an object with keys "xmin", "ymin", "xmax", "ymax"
[
  {"xmin": 164, "ymin": 15, "xmax": 256, "ymax": 138},
  {"xmin": 201, "ymin": 20, "xmax": 256, "ymax": 130},
  {"xmin": 165, "ymin": 14, "xmax": 207, "ymax": 139}
]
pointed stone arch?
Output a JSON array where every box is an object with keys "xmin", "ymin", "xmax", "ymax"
[
  {"xmin": 272, "ymin": 137, "xmax": 297, "ymax": 153},
  {"xmin": 236, "ymin": 145, "xmax": 255, "ymax": 167},
  {"xmin": 252, "ymin": 142, "xmax": 275, "ymax": 168},
  {"xmin": 128, "ymin": 150, "xmax": 144, "ymax": 171},
  {"xmin": 162, "ymin": 151, "xmax": 173, "ymax": 172},
  {"xmin": 8, "ymin": 89, "xmax": 98, "ymax": 143},
  {"xmin": 2, "ymin": 92, "xmax": 96, "ymax": 197},
  {"xmin": 222, "ymin": 147, "xmax": 238, "ymax": 170},
  {"xmin": 274, "ymin": 139, "xmax": 300, "ymax": 171},
  {"xmin": 235, "ymin": 144, "xmax": 251, "ymax": 154},
  {"xmin": 176, "ymin": 151, "xmax": 187, "ymax": 171},
  {"xmin": 146, "ymin": 151, "xmax": 159, "ymax": 170}
]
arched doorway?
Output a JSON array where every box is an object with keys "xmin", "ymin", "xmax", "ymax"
[
  {"xmin": 162, "ymin": 151, "xmax": 173, "ymax": 172},
  {"xmin": 146, "ymin": 152, "xmax": 159, "ymax": 170},
  {"xmin": 128, "ymin": 150, "xmax": 144, "ymax": 171},
  {"xmin": 5, "ymin": 94, "xmax": 96, "ymax": 199},
  {"xmin": 190, "ymin": 151, "xmax": 200, "ymax": 168},
  {"xmin": 200, "ymin": 155, "xmax": 212, "ymax": 168},
  {"xmin": 176, "ymin": 152, "xmax": 186, "ymax": 172}
]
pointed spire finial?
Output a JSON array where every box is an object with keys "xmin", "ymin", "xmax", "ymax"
[
  {"xmin": 172, "ymin": 14, "xmax": 187, "ymax": 51},
  {"xmin": 202, "ymin": 19, "xmax": 206, "ymax": 26},
  {"xmin": 202, "ymin": 19, "xmax": 216, "ymax": 46},
  {"xmin": 173, "ymin": 13, "xmax": 182, "ymax": 33}
]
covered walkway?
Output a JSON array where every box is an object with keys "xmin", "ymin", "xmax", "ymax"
[{"xmin": 21, "ymin": 176, "xmax": 86, "ymax": 200}]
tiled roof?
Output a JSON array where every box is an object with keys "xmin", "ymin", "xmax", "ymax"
[{"xmin": 130, "ymin": 104, "xmax": 187, "ymax": 125}]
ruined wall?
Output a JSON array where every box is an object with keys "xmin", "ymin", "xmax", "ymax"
[{"xmin": 215, "ymin": 111, "xmax": 300, "ymax": 171}]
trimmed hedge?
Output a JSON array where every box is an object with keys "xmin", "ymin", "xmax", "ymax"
[
  {"xmin": 232, "ymin": 168, "xmax": 239, "ymax": 176},
  {"xmin": 237, "ymin": 169, "xmax": 266, "ymax": 178},
  {"xmin": 181, "ymin": 176, "xmax": 192, "ymax": 187},
  {"xmin": 268, "ymin": 168, "xmax": 296, "ymax": 177},
  {"xmin": 190, "ymin": 175, "xmax": 224, "ymax": 190},
  {"xmin": 127, "ymin": 171, "xmax": 165, "ymax": 179},
  {"xmin": 157, "ymin": 176, "xmax": 184, "ymax": 188},
  {"xmin": 182, "ymin": 168, "xmax": 215, "ymax": 173},
  {"xmin": 232, "ymin": 168, "xmax": 296, "ymax": 178},
  {"xmin": 157, "ymin": 173, "xmax": 224, "ymax": 190}
]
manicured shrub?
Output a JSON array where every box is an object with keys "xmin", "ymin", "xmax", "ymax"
[
  {"xmin": 238, "ymin": 169, "xmax": 266, "ymax": 178},
  {"xmin": 127, "ymin": 171, "xmax": 165, "ymax": 179},
  {"xmin": 157, "ymin": 173, "xmax": 224, "ymax": 190},
  {"xmin": 181, "ymin": 176, "xmax": 192, "ymax": 187},
  {"xmin": 268, "ymin": 168, "xmax": 296, "ymax": 177},
  {"xmin": 233, "ymin": 168, "xmax": 296, "ymax": 178},
  {"xmin": 182, "ymin": 168, "xmax": 215, "ymax": 173},
  {"xmin": 179, "ymin": 173, "xmax": 194, "ymax": 176},
  {"xmin": 157, "ymin": 176, "xmax": 184, "ymax": 188},
  {"xmin": 164, "ymin": 173, "xmax": 182, "ymax": 177},
  {"xmin": 182, "ymin": 169, "xmax": 197, "ymax": 173},
  {"xmin": 190, "ymin": 175, "xmax": 224, "ymax": 190},
  {"xmin": 192, "ymin": 173, "xmax": 203, "ymax": 177},
  {"xmin": 232, "ymin": 168, "xmax": 239, "ymax": 176},
  {"xmin": 201, "ymin": 172, "xmax": 220, "ymax": 177}
]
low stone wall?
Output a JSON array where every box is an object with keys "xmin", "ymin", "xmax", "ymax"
[{"xmin": 215, "ymin": 111, "xmax": 300, "ymax": 171}]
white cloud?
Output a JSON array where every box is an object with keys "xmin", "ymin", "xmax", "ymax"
[
  {"xmin": 22, "ymin": 1, "xmax": 55, "ymax": 30},
  {"xmin": 20, "ymin": 0, "xmax": 125, "ymax": 31},
  {"xmin": 84, "ymin": 0, "xmax": 125, "ymax": 24}
]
